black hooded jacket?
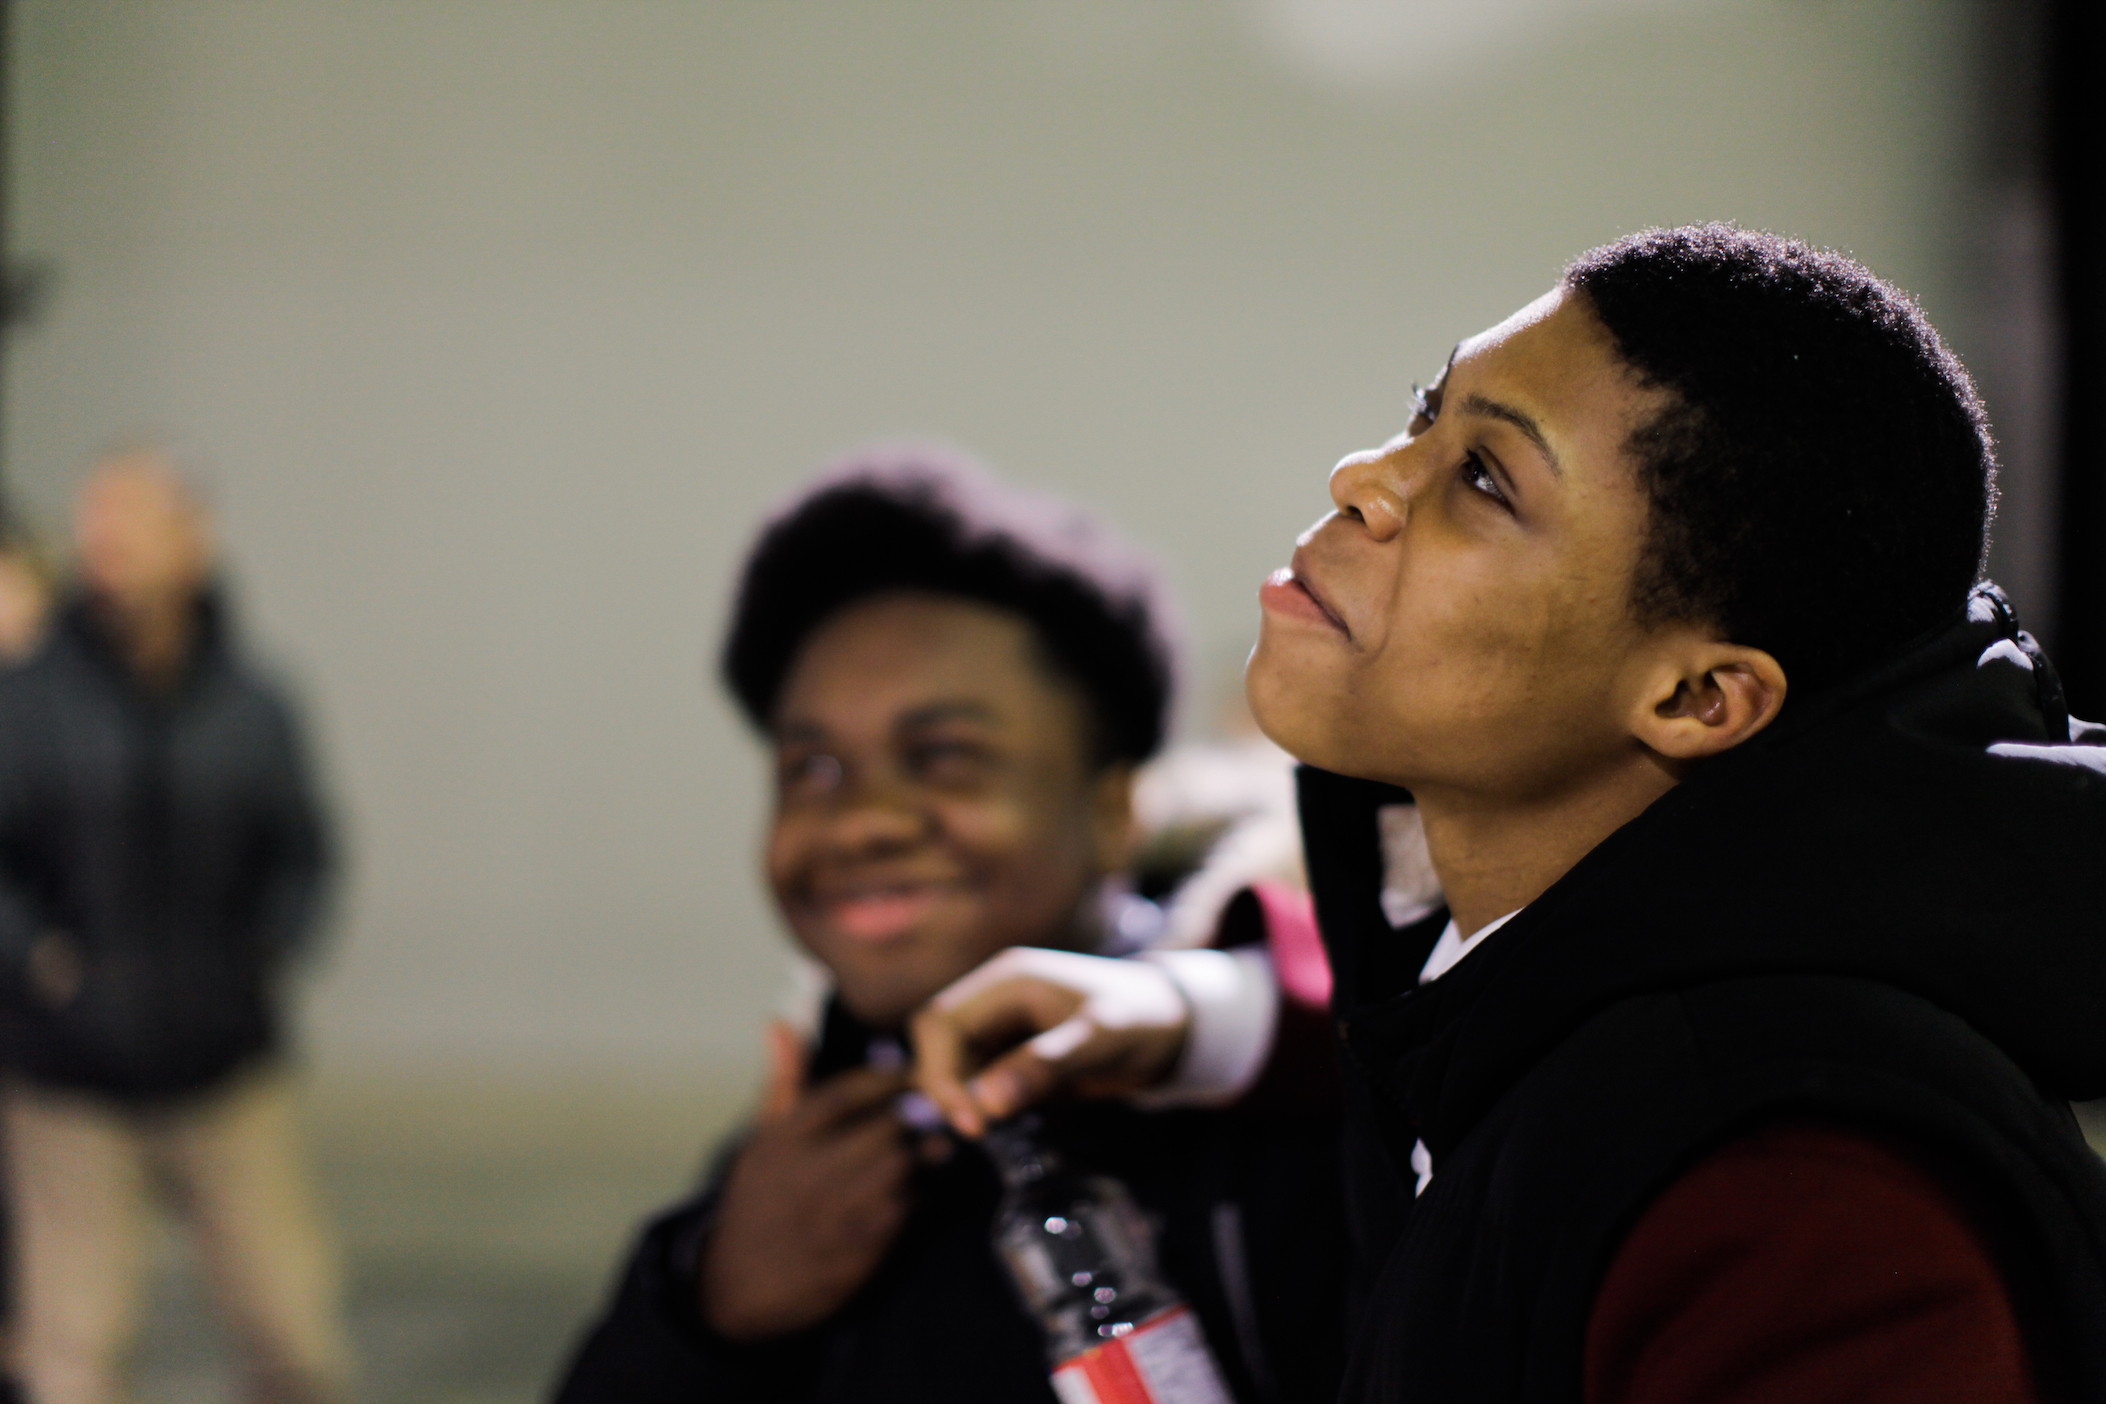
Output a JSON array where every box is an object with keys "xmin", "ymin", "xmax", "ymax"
[
  {"xmin": 1301, "ymin": 586, "xmax": 2106, "ymax": 1402},
  {"xmin": 0, "ymin": 592, "xmax": 331, "ymax": 1100}
]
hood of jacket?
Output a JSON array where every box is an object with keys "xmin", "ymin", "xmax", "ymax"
[{"xmin": 1319, "ymin": 583, "xmax": 2106, "ymax": 1163}]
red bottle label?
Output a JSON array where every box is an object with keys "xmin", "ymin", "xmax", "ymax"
[{"xmin": 1049, "ymin": 1306, "xmax": 1232, "ymax": 1404}]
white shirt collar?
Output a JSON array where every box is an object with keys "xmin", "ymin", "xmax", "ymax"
[{"xmin": 1418, "ymin": 908, "xmax": 1522, "ymax": 985}]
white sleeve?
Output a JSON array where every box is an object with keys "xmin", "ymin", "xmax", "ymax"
[{"xmin": 1126, "ymin": 946, "xmax": 1280, "ymax": 1109}]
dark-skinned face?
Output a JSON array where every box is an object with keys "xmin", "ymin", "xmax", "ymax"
[
  {"xmin": 766, "ymin": 591, "xmax": 1131, "ymax": 1028},
  {"xmin": 75, "ymin": 456, "xmax": 213, "ymax": 615},
  {"xmin": 1246, "ymin": 287, "xmax": 1673, "ymax": 804}
]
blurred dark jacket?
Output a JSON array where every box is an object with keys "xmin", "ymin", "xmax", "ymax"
[
  {"xmin": 553, "ymin": 888, "xmax": 1347, "ymax": 1404},
  {"xmin": 0, "ymin": 590, "xmax": 330, "ymax": 1100}
]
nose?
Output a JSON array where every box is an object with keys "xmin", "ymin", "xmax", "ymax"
[
  {"xmin": 823, "ymin": 770, "xmax": 933, "ymax": 855},
  {"xmin": 1328, "ymin": 438, "xmax": 1412, "ymax": 542}
]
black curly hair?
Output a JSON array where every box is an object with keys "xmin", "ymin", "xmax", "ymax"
[
  {"xmin": 1564, "ymin": 224, "xmax": 1998, "ymax": 694},
  {"xmin": 721, "ymin": 446, "xmax": 1180, "ymax": 767}
]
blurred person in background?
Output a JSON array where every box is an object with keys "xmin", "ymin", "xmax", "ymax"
[
  {"xmin": 557, "ymin": 449, "xmax": 1349, "ymax": 1403},
  {"xmin": 0, "ymin": 528, "xmax": 51, "ymax": 1404},
  {"xmin": 0, "ymin": 538, "xmax": 52, "ymax": 666},
  {"xmin": 0, "ymin": 452, "xmax": 352, "ymax": 1404}
]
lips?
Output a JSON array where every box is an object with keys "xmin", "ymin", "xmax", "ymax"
[
  {"xmin": 813, "ymin": 880, "xmax": 961, "ymax": 943},
  {"xmin": 1259, "ymin": 559, "xmax": 1349, "ymax": 637}
]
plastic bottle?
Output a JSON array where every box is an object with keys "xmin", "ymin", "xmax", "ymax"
[{"xmin": 984, "ymin": 1117, "xmax": 1234, "ymax": 1404}]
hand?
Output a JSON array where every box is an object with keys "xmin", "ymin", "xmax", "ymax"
[
  {"xmin": 699, "ymin": 1021, "xmax": 928, "ymax": 1340},
  {"xmin": 26, "ymin": 932, "xmax": 83, "ymax": 1010},
  {"xmin": 910, "ymin": 947, "xmax": 1191, "ymax": 1138}
]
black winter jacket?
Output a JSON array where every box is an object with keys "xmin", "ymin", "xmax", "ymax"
[
  {"xmin": 555, "ymin": 896, "xmax": 1348, "ymax": 1404},
  {"xmin": 1304, "ymin": 585, "xmax": 2106, "ymax": 1403},
  {"xmin": 0, "ymin": 592, "xmax": 331, "ymax": 1100}
]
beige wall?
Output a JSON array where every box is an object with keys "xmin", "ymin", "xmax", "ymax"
[{"xmin": 4, "ymin": 0, "xmax": 1984, "ymax": 1079}]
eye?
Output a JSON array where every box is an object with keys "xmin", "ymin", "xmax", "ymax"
[
  {"xmin": 778, "ymin": 751, "xmax": 845, "ymax": 797},
  {"xmin": 906, "ymin": 738, "xmax": 996, "ymax": 786},
  {"xmin": 1459, "ymin": 451, "xmax": 1512, "ymax": 511}
]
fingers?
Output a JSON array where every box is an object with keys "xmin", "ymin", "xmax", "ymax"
[
  {"xmin": 794, "ymin": 1066, "xmax": 913, "ymax": 1133},
  {"xmin": 916, "ymin": 945, "xmax": 1205, "ymax": 1136},
  {"xmin": 909, "ymin": 1001, "xmax": 985, "ymax": 1138},
  {"xmin": 703, "ymin": 1131, "xmax": 915, "ymax": 1340},
  {"xmin": 915, "ymin": 949, "xmax": 1098, "ymax": 1137},
  {"xmin": 759, "ymin": 1019, "xmax": 808, "ymax": 1123},
  {"xmin": 912, "ymin": 976, "xmax": 1082, "ymax": 1138},
  {"xmin": 817, "ymin": 1157, "xmax": 915, "ymax": 1261},
  {"xmin": 963, "ymin": 1012, "xmax": 1102, "ymax": 1124},
  {"xmin": 758, "ymin": 1028, "xmax": 907, "ymax": 1133},
  {"xmin": 806, "ymin": 1107, "xmax": 917, "ymax": 1185}
]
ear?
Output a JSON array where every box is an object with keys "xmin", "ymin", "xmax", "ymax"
[
  {"xmin": 1088, "ymin": 763, "xmax": 1138, "ymax": 873},
  {"xmin": 1628, "ymin": 631, "xmax": 1788, "ymax": 763}
]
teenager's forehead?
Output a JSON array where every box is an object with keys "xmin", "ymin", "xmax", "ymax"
[
  {"xmin": 775, "ymin": 593, "xmax": 1077, "ymax": 721},
  {"xmin": 1453, "ymin": 285, "xmax": 1566, "ymax": 367},
  {"xmin": 1438, "ymin": 284, "xmax": 1659, "ymax": 497}
]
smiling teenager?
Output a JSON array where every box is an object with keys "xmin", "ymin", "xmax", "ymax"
[
  {"xmin": 1247, "ymin": 225, "xmax": 2106, "ymax": 1403},
  {"xmin": 555, "ymin": 449, "xmax": 1349, "ymax": 1403}
]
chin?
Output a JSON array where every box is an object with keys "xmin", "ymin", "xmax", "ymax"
[
  {"xmin": 1246, "ymin": 640, "xmax": 1340, "ymax": 768},
  {"xmin": 828, "ymin": 965, "xmax": 931, "ymax": 1030},
  {"xmin": 823, "ymin": 938, "xmax": 983, "ymax": 1031}
]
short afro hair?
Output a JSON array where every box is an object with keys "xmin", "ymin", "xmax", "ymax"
[
  {"xmin": 1564, "ymin": 223, "xmax": 1997, "ymax": 695},
  {"xmin": 721, "ymin": 446, "xmax": 1180, "ymax": 766}
]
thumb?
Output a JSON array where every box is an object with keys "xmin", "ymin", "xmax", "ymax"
[{"xmin": 760, "ymin": 1019, "xmax": 808, "ymax": 1122}]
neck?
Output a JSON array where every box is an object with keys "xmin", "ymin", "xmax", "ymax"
[
  {"xmin": 1415, "ymin": 754, "xmax": 1680, "ymax": 938},
  {"xmin": 100, "ymin": 592, "xmax": 198, "ymax": 690}
]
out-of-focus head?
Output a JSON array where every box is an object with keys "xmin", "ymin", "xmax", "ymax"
[
  {"xmin": 74, "ymin": 451, "xmax": 215, "ymax": 613},
  {"xmin": 0, "ymin": 544, "xmax": 52, "ymax": 662},
  {"xmin": 723, "ymin": 447, "xmax": 1179, "ymax": 1026},
  {"xmin": 1248, "ymin": 224, "xmax": 1995, "ymax": 799}
]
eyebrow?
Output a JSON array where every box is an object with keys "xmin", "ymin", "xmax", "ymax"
[
  {"xmin": 897, "ymin": 701, "xmax": 1002, "ymax": 731},
  {"xmin": 1457, "ymin": 392, "xmax": 1561, "ymax": 476},
  {"xmin": 776, "ymin": 699, "xmax": 1002, "ymax": 743}
]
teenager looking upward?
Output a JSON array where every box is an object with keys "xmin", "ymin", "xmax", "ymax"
[
  {"xmin": 556, "ymin": 450, "xmax": 1348, "ymax": 1403},
  {"xmin": 916, "ymin": 225, "xmax": 2106, "ymax": 1401}
]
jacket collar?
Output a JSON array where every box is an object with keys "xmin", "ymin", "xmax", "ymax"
[
  {"xmin": 56, "ymin": 583, "xmax": 231, "ymax": 698},
  {"xmin": 1317, "ymin": 585, "xmax": 2106, "ymax": 1161}
]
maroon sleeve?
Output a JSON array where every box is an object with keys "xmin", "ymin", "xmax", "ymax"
[{"xmin": 1585, "ymin": 1122, "xmax": 2038, "ymax": 1404}]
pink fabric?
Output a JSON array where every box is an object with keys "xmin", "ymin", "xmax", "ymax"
[{"xmin": 1255, "ymin": 882, "xmax": 1331, "ymax": 1009}]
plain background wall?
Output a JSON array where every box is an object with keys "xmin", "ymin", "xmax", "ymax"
[{"xmin": 3, "ymin": 0, "xmax": 1988, "ymax": 1082}]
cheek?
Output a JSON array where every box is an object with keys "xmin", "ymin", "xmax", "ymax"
[
  {"xmin": 762, "ymin": 811, "xmax": 814, "ymax": 900},
  {"xmin": 929, "ymin": 792, "xmax": 1031, "ymax": 867},
  {"xmin": 1388, "ymin": 552, "xmax": 1641, "ymax": 767},
  {"xmin": 1358, "ymin": 553, "xmax": 1610, "ymax": 771},
  {"xmin": 940, "ymin": 784, "xmax": 1085, "ymax": 886},
  {"xmin": 955, "ymin": 780, "xmax": 1101, "ymax": 910},
  {"xmin": 1383, "ymin": 557, "xmax": 1551, "ymax": 703}
]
